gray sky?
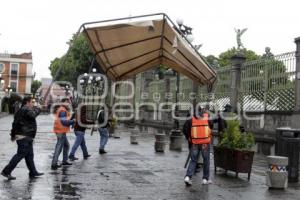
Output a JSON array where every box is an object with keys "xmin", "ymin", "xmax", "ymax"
[{"xmin": 0, "ymin": 0, "xmax": 299, "ymax": 80}]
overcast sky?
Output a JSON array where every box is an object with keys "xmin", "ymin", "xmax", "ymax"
[{"xmin": 0, "ymin": 0, "xmax": 299, "ymax": 80}]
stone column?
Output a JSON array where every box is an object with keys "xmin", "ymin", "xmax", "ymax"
[
  {"xmin": 230, "ymin": 53, "xmax": 246, "ymax": 112},
  {"xmin": 294, "ymin": 37, "xmax": 300, "ymax": 111}
]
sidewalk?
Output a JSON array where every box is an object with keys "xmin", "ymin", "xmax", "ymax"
[
  {"xmin": 0, "ymin": 114, "xmax": 299, "ymax": 200},
  {"xmin": 0, "ymin": 112, "xmax": 9, "ymax": 119}
]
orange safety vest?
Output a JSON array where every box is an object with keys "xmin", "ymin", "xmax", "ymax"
[
  {"xmin": 190, "ymin": 113, "xmax": 211, "ymax": 144},
  {"xmin": 53, "ymin": 106, "xmax": 71, "ymax": 134}
]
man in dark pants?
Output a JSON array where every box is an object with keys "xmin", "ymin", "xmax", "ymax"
[
  {"xmin": 69, "ymin": 105, "xmax": 93, "ymax": 160},
  {"xmin": 1, "ymin": 96, "xmax": 43, "ymax": 180}
]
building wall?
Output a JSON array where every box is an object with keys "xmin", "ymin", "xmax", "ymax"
[
  {"xmin": 0, "ymin": 53, "xmax": 33, "ymax": 95},
  {"xmin": 1, "ymin": 61, "xmax": 10, "ymax": 89},
  {"xmin": 26, "ymin": 63, "xmax": 33, "ymax": 93}
]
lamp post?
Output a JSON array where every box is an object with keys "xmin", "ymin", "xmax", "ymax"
[
  {"xmin": 79, "ymin": 73, "xmax": 89, "ymax": 103},
  {"xmin": 65, "ymin": 85, "xmax": 70, "ymax": 96},
  {"xmin": 0, "ymin": 74, "xmax": 5, "ymax": 112},
  {"xmin": 174, "ymin": 19, "xmax": 198, "ymax": 129},
  {"xmin": 5, "ymin": 85, "xmax": 13, "ymax": 97},
  {"xmin": 80, "ymin": 69, "xmax": 102, "ymax": 120},
  {"xmin": 0, "ymin": 74, "xmax": 4, "ymax": 89},
  {"xmin": 168, "ymin": 18, "xmax": 200, "ymax": 151}
]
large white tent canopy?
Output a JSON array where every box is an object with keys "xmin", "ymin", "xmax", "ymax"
[{"xmin": 82, "ymin": 13, "xmax": 217, "ymax": 87}]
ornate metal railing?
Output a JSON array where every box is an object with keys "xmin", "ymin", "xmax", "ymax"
[
  {"xmin": 240, "ymin": 52, "xmax": 296, "ymax": 111},
  {"xmin": 115, "ymin": 51, "xmax": 296, "ymax": 113}
]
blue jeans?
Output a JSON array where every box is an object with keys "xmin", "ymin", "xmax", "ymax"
[
  {"xmin": 186, "ymin": 144, "xmax": 210, "ymax": 180},
  {"xmin": 2, "ymin": 138, "xmax": 38, "ymax": 175},
  {"xmin": 98, "ymin": 128, "xmax": 109, "ymax": 150},
  {"xmin": 69, "ymin": 131, "xmax": 88, "ymax": 157},
  {"xmin": 51, "ymin": 133, "xmax": 70, "ymax": 165}
]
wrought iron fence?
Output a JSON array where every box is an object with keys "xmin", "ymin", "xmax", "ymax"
[
  {"xmin": 240, "ymin": 51, "xmax": 296, "ymax": 111},
  {"xmin": 114, "ymin": 51, "xmax": 296, "ymax": 113}
]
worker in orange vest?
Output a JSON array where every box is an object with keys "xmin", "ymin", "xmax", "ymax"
[
  {"xmin": 183, "ymin": 106, "xmax": 213, "ymax": 186},
  {"xmin": 51, "ymin": 98, "xmax": 75, "ymax": 170}
]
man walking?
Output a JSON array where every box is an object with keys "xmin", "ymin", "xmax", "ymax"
[
  {"xmin": 97, "ymin": 106, "xmax": 111, "ymax": 154},
  {"xmin": 183, "ymin": 107, "xmax": 213, "ymax": 186},
  {"xmin": 68, "ymin": 105, "xmax": 93, "ymax": 161},
  {"xmin": 51, "ymin": 98, "xmax": 75, "ymax": 170},
  {"xmin": 1, "ymin": 96, "xmax": 43, "ymax": 180}
]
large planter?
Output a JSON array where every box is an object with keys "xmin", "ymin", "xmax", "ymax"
[
  {"xmin": 155, "ymin": 133, "xmax": 166, "ymax": 152},
  {"xmin": 214, "ymin": 146, "xmax": 254, "ymax": 180},
  {"xmin": 130, "ymin": 130, "xmax": 139, "ymax": 144},
  {"xmin": 169, "ymin": 130, "xmax": 183, "ymax": 151}
]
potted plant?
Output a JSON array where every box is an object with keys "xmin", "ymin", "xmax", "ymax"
[{"xmin": 214, "ymin": 119, "xmax": 255, "ymax": 180}]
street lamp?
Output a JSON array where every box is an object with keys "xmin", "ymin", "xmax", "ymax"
[
  {"xmin": 175, "ymin": 18, "xmax": 202, "ymax": 51},
  {"xmin": 176, "ymin": 18, "xmax": 193, "ymax": 35},
  {"xmin": 173, "ymin": 19, "xmax": 202, "ymax": 129},
  {"xmin": 80, "ymin": 69, "xmax": 103, "ymax": 119},
  {"xmin": 5, "ymin": 85, "xmax": 13, "ymax": 97},
  {"xmin": 0, "ymin": 73, "xmax": 5, "ymax": 112},
  {"xmin": 0, "ymin": 74, "xmax": 4, "ymax": 90},
  {"xmin": 65, "ymin": 85, "xmax": 70, "ymax": 96},
  {"xmin": 79, "ymin": 73, "xmax": 89, "ymax": 102}
]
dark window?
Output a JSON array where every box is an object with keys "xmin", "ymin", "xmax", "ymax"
[
  {"xmin": 11, "ymin": 64, "xmax": 18, "ymax": 76},
  {"xmin": 10, "ymin": 82, "xmax": 17, "ymax": 92},
  {"xmin": 0, "ymin": 63, "xmax": 4, "ymax": 73}
]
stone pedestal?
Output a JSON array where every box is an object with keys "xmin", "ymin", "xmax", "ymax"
[
  {"xmin": 230, "ymin": 53, "xmax": 246, "ymax": 112},
  {"xmin": 169, "ymin": 130, "xmax": 183, "ymax": 151},
  {"xmin": 294, "ymin": 37, "xmax": 300, "ymax": 111},
  {"xmin": 155, "ymin": 133, "xmax": 166, "ymax": 152},
  {"xmin": 130, "ymin": 130, "xmax": 139, "ymax": 144},
  {"xmin": 266, "ymin": 156, "xmax": 288, "ymax": 189}
]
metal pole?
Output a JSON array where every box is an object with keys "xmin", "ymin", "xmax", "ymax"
[
  {"xmin": 42, "ymin": 25, "xmax": 84, "ymax": 106},
  {"xmin": 175, "ymin": 71, "xmax": 180, "ymax": 129}
]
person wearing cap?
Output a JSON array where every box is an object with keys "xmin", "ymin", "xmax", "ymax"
[
  {"xmin": 51, "ymin": 98, "xmax": 75, "ymax": 170},
  {"xmin": 183, "ymin": 106, "xmax": 213, "ymax": 186}
]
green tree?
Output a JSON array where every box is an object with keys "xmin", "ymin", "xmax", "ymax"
[
  {"xmin": 48, "ymin": 34, "xmax": 94, "ymax": 87},
  {"xmin": 205, "ymin": 55, "xmax": 219, "ymax": 67},
  {"xmin": 218, "ymin": 47, "xmax": 260, "ymax": 67},
  {"xmin": 31, "ymin": 80, "xmax": 42, "ymax": 96}
]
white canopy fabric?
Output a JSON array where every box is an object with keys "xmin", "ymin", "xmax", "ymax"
[{"xmin": 83, "ymin": 14, "xmax": 217, "ymax": 87}]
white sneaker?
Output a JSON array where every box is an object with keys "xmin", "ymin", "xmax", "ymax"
[
  {"xmin": 184, "ymin": 176, "xmax": 192, "ymax": 186},
  {"xmin": 202, "ymin": 179, "xmax": 212, "ymax": 185}
]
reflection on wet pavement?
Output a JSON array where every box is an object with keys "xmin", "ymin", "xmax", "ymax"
[{"xmin": 0, "ymin": 115, "xmax": 299, "ymax": 199}]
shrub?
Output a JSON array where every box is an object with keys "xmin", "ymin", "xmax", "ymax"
[{"xmin": 218, "ymin": 119, "xmax": 255, "ymax": 151}]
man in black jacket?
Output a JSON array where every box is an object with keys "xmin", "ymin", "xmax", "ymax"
[
  {"xmin": 68, "ymin": 105, "xmax": 93, "ymax": 160},
  {"xmin": 97, "ymin": 105, "xmax": 111, "ymax": 154},
  {"xmin": 1, "ymin": 96, "xmax": 43, "ymax": 180}
]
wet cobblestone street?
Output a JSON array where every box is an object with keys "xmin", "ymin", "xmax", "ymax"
[{"xmin": 0, "ymin": 114, "xmax": 299, "ymax": 200}]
